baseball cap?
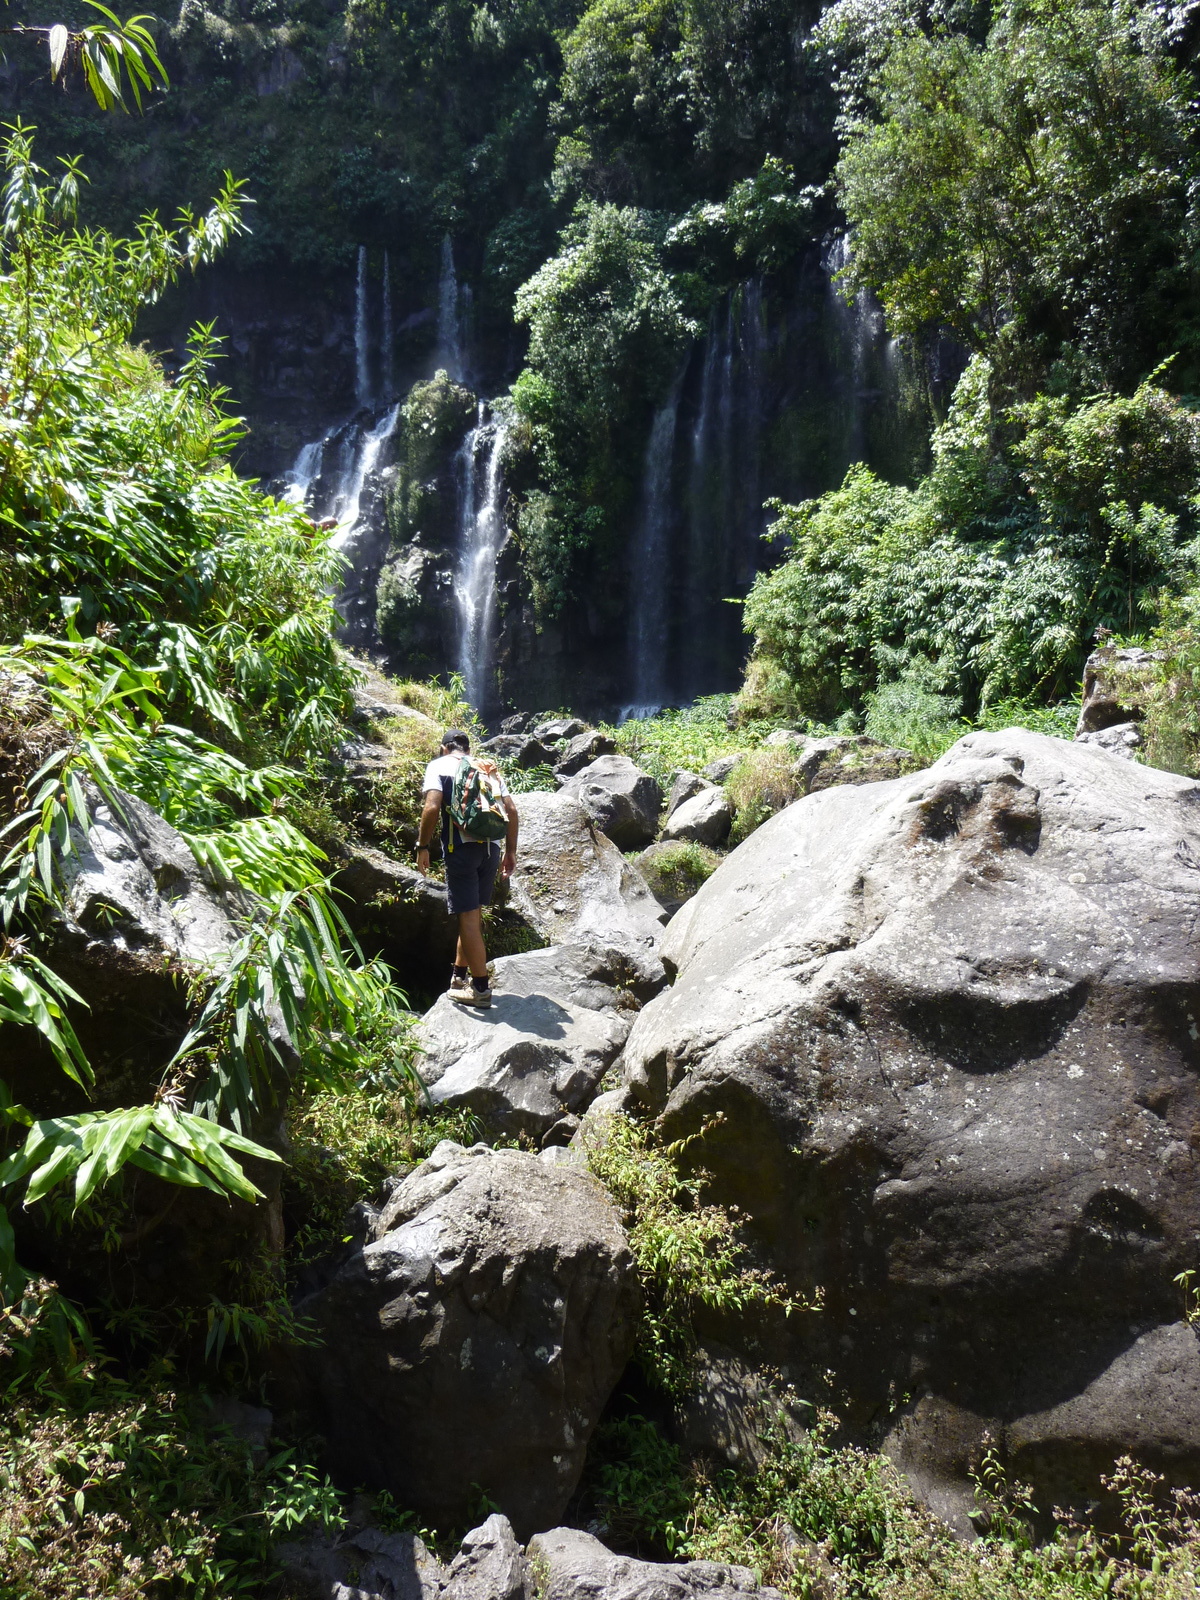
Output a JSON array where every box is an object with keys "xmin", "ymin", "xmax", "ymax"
[{"xmin": 442, "ymin": 728, "xmax": 470, "ymax": 750}]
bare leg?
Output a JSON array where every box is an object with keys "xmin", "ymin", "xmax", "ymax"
[
  {"xmin": 455, "ymin": 931, "xmax": 468, "ymax": 968},
  {"xmin": 457, "ymin": 908, "xmax": 488, "ymax": 978}
]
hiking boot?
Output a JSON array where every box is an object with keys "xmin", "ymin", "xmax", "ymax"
[
  {"xmin": 448, "ymin": 972, "xmax": 470, "ymax": 995},
  {"xmin": 452, "ymin": 983, "xmax": 492, "ymax": 1009}
]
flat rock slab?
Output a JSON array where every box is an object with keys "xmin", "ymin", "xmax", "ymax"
[
  {"xmin": 528, "ymin": 1528, "xmax": 784, "ymax": 1600},
  {"xmin": 506, "ymin": 792, "xmax": 667, "ymax": 959},
  {"xmin": 278, "ymin": 1143, "xmax": 640, "ymax": 1539},
  {"xmin": 419, "ymin": 944, "xmax": 652, "ymax": 1138},
  {"xmin": 624, "ymin": 728, "xmax": 1200, "ymax": 1519}
]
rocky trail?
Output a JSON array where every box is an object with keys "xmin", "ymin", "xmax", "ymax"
[{"xmin": 18, "ymin": 651, "xmax": 1200, "ymax": 1596}]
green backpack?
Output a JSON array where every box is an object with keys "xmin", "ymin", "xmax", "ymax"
[{"xmin": 448, "ymin": 754, "xmax": 509, "ymax": 845}]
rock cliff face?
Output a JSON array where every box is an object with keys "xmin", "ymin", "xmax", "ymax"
[{"xmin": 622, "ymin": 729, "xmax": 1200, "ymax": 1526}]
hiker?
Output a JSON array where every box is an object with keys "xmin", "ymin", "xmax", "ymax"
[{"xmin": 415, "ymin": 728, "xmax": 518, "ymax": 1008}]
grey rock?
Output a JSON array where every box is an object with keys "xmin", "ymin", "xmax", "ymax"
[
  {"xmin": 201, "ymin": 1396, "xmax": 273, "ymax": 1451},
  {"xmin": 279, "ymin": 1143, "xmax": 640, "ymax": 1538},
  {"xmin": 665, "ymin": 771, "xmax": 711, "ymax": 820},
  {"xmin": 1075, "ymin": 721, "xmax": 1142, "ymax": 759},
  {"xmin": 1077, "ymin": 645, "xmax": 1166, "ymax": 735},
  {"xmin": 660, "ymin": 787, "xmax": 732, "ymax": 846},
  {"xmin": 673, "ymin": 1341, "xmax": 806, "ymax": 1472},
  {"xmin": 482, "ymin": 734, "xmax": 526, "ymax": 760},
  {"xmin": 2, "ymin": 784, "xmax": 288, "ymax": 1323},
  {"xmin": 528, "ymin": 1527, "xmax": 783, "ymax": 1600},
  {"xmin": 336, "ymin": 737, "xmax": 395, "ymax": 785},
  {"xmin": 276, "ymin": 1526, "xmax": 446, "ymax": 1600},
  {"xmin": 517, "ymin": 736, "xmax": 558, "ymax": 770},
  {"xmin": 763, "ymin": 728, "xmax": 806, "ymax": 749},
  {"xmin": 790, "ymin": 734, "xmax": 914, "ymax": 795},
  {"xmin": 506, "ymin": 792, "xmax": 668, "ymax": 960},
  {"xmin": 331, "ymin": 846, "xmax": 461, "ymax": 994},
  {"xmin": 635, "ymin": 840, "xmax": 719, "ymax": 920},
  {"xmin": 554, "ymin": 730, "xmax": 617, "ymax": 778},
  {"xmin": 623, "ymin": 728, "xmax": 1200, "ymax": 1518},
  {"xmin": 702, "ymin": 754, "xmax": 742, "ymax": 784},
  {"xmin": 534, "ymin": 718, "xmax": 588, "ymax": 742},
  {"xmin": 500, "ymin": 714, "xmax": 530, "ymax": 734},
  {"xmin": 443, "ymin": 1515, "xmax": 529, "ymax": 1600},
  {"xmin": 418, "ymin": 944, "xmax": 647, "ymax": 1138},
  {"xmin": 558, "ymin": 756, "xmax": 662, "ymax": 851}
]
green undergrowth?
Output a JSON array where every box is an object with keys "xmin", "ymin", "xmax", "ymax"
[
  {"xmin": 584, "ymin": 1406, "xmax": 1200, "ymax": 1598},
  {"xmin": 634, "ymin": 841, "xmax": 720, "ymax": 904},
  {"xmin": 582, "ymin": 1112, "xmax": 817, "ymax": 1397},
  {"xmin": 0, "ymin": 1286, "xmax": 346, "ymax": 1600}
]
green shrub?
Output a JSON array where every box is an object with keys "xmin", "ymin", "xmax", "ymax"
[
  {"xmin": 863, "ymin": 656, "xmax": 963, "ymax": 763},
  {"xmin": 725, "ymin": 747, "xmax": 803, "ymax": 844},
  {"xmin": 584, "ymin": 1113, "xmax": 814, "ymax": 1396},
  {"xmin": 0, "ymin": 1287, "xmax": 346, "ymax": 1600},
  {"xmin": 741, "ymin": 360, "xmax": 1200, "ymax": 727},
  {"xmin": 636, "ymin": 841, "xmax": 720, "ymax": 905}
]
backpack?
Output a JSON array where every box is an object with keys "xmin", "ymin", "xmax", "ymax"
[{"xmin": 448, "ymin": 754, "xmax": 509, "ymax": 845}]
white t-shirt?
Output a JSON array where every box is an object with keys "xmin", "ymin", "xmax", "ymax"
[
  {"xmin": 421, "ymin": 752, "xmax": 511, "ymax": 797},
  {"xmin": 422, "ymin": 751, "xmax": 510, "ymax": 848}
]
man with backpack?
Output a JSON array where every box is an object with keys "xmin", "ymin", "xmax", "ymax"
[{"xmin": 415, "ymin": 728, "xmax": 518, "ymax": 1009}]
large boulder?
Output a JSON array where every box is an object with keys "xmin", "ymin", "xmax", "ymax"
[
  {"xmin": 622, "ymin": 729, "xmax": 1200, "ymax": 1524},
  {"xmin": 1076, "ymin": 644, "xmax": 1165, "ymax": 735},
  {"xmin": 418, "ymin": 943, "xmax": 660, "ymax": 1140},
  {"xmin": 278, "ymin": 1141, "xmax": 641, "ymax": 1537},
  {"xmin": 660, "ymin": 787, "xmax": 733, "ymax": 846},
  {"xmin": 278, "ymin": 1513, "xmax": 527, "ymax": 1600},
  {"xmin": 331, "ymin": 845, "xmax": 460, "ymax": 993},
  {"xmin": 557, "ymin": 756, "xmax": 662, "ymax": 851},
  {"xmin": 554, "ymin": 729, "xmax": 616, "ymax": 778},
  {"xmin": 506, "ymin": 792, "xmax": 666, "ymax": 955},
  {"xmin": 0, "ymin": 783, "xmax": 284, "ymax": 1318},
  {"xmin": 527, "ymin": 1528, "xmax": 784, "ymax": 1600},
  {"xmin": 333, "ymin": 845, "xmax": 545, "ymax": 998}
]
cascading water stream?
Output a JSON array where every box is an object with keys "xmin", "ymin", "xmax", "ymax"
[
  {"xmin": 626, "ymin": 379, "xmax": 682, "ymax": 714},
  {"xmin": 455, "ymin": 407, "xmax": 509, "ymax": 712},
  {"xmin": 354, "ymin": 245, "xmax": 370, "ymax": 409},
  {"xmin": 382, "ymin": 250, "xmax": 394, "ymax": 399},
  {"xmin": 330, "ymin": 403, "xmax": 401, "ymax": 546},
  {"xmin": 282, "ymin": 440, "xmax": 324, "ymax": 509},
  {"xmin": 437, "ymin": 235, "xmax": 464, "ymax": 381}
]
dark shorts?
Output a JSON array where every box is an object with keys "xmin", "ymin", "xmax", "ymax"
[{"xmin": 444, "ymin": 840, "xmax": 501, "ymax": 916}]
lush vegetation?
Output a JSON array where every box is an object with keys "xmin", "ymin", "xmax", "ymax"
[{"xmin": 740, "ymin": 0, "xmax": 1200, "ymax": 740}]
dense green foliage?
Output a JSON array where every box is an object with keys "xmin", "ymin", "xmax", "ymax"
[
  {"xmin": 0, "ymin": 127, "xmax": 420, "ymax": 1290},
  {"xmin": 826, "ymin": 0, "xmax": 1199, "ymax": 392},
  {"xmin": 744, "ymin": 357, "xmax": 1200, "ymax": 724}
]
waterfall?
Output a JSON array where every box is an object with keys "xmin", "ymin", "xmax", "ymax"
[
  {"xmin": 382, "ymin": 250, "xmax": 394, "ymax": 399},
  {"xmin": 436, "ymin": 234, "xmax": 464, "ymax": 381},
  {"xmin": 626, "ymin": 380, "xmax": 682, "ymax": 714},
  {"xmin": 331, "ymin": 403, "xmax": 402, "ymax": 546},
  {"xmin": 282, "ymin": 439, "xmax": 324, "ymax": 509},
  {"xmin": 825, "ymin": 234, "xmax": 883, "ymax": 466},
  {"xmin": 455, "ymin": 406, "xmax": 509, "ymax": 712},
  {"xmin": 354, "ymin": 246, "xmax": 371, "ymax": 409}
]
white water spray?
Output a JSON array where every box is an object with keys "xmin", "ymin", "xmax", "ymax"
[{"xmin": 455, "ymin": 406, "xmax": 509, "ymax": 712}]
